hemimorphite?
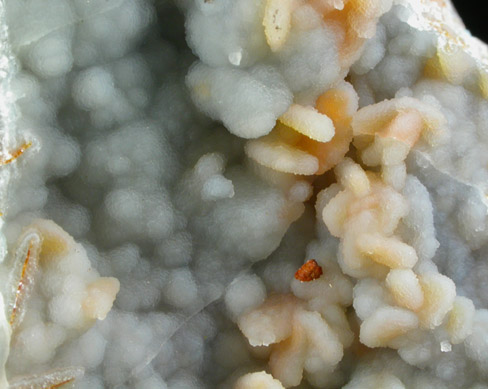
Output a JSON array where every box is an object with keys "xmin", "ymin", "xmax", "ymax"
[{"xmin": 1, "ymin": 0, "xmax": 488, "ymax": 388}]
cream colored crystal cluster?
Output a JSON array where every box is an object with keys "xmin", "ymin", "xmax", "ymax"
[
  {"xmin": 0, "ymin": 219, "xmax": 119, "ymax": 388},
  {"xmin": 238, "ymin": 257, "xmax": 353, "ymax": 387},
  {"xmin": 323, "ymin": 155, "xmax": 474, "ymax": 346},
  {"xmin": 187, "ymin": 0, "xmax": 488, "ymax": 387},
  {"xmin": 235, "ymin": 96, "xmax": 479, "ymax": 386}
]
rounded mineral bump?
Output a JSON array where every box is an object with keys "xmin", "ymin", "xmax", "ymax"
[
  {"xmin": 78, "ymin": 328, "xmax": 107, "ymax": 369},
  {"xmin": 224, "ymin": 274, "xmax": 266, "ymax": 319},
  {"xmin": 72, "ymin": 67, "xmax": 116, "ymax": 110},
  {"xmin": 26, "ymin": 35, "xmax": 73, "ymax": 78},
  {"xmin": 163, "ymin": 269, "xmax": 199, "ymax": 309},
  {"xmin": 235, "ymin": 371, "xmax": 284, "ymax": 389}
]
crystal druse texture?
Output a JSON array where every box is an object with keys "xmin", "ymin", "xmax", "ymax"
[{"xmin": 1, "ymin": 0, "xmax": 488, "ymax": 388}]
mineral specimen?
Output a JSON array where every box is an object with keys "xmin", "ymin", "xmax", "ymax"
[{"xmin": 2, "ymin": 0, "xmax": 488, "ymax": 388}]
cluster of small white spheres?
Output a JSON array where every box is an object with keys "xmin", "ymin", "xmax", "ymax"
[{"xmin": 0, "ymin": 0, "xmax": 313, "ymax": 387}]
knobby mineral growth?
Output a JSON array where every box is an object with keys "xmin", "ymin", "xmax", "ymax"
[{"xmin": 2, "ymin": 0, "xmax": 488, "ymax": 388}]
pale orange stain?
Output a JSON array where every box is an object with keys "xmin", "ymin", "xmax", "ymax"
[
  {"xmin": 9, "ymin": 244, "xmax": 32, "ymax": 326},
  {"xmin": 0, "ymin": 141, "xmax": 32, "ymax": 166}
]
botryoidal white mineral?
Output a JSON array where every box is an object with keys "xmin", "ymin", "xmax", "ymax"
[{"xmin": 2, "ymin": 0, "xmax": 488, "ymax": 388}]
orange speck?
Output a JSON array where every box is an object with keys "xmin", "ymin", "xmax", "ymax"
[
  {"xmin": 49, "ymin": 378, "xmax": 75, "ymax": 388},
  {"xmin": 429, "ymin": 0, "xmax": 446, "ymax": 7},
  {"xmin": 9, "ymin": 245, "xmax": 32, "ymax": 326},
  {"xmin": 0, "ymin": 141, "xmax": 32, "ymax": 166},
  {"xmin": 295, "ymin": 259, "xmax": 323, "ymax": 282}
]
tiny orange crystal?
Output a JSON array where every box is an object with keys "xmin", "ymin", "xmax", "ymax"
[
  {"xmin": 0, "ymin": 141, "xmax": 32, "ymax": 166},
  {"xmin": 294, "ymin": 259, "xmax": 323, "ymax": 282}
]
